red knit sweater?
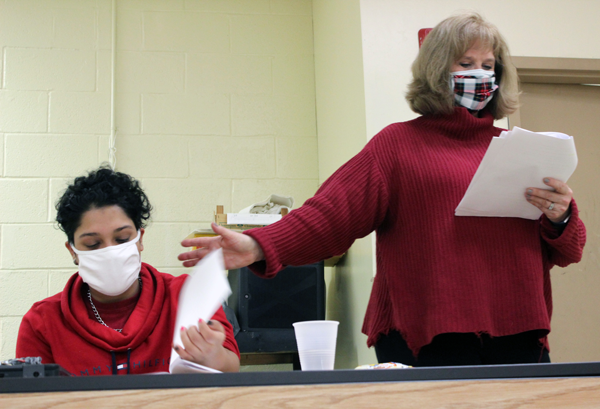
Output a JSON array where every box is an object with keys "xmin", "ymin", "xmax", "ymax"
[
  {"xmin": 16, "ymin": 263, "xmax": 239, "ymax": 376},
  {"xmin": 246, "ymin": 107, "xmax": 586, "ymax": 355}
]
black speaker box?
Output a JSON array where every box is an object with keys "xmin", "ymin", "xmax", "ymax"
[{"xmin": 227, "ymin": 261, "xmax": 325, "ymax": 353}]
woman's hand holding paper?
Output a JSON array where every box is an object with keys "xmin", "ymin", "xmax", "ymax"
[
  {"xmin": 525, "ymin": 177, "xmax": 573, "ymax": 223},
  {"xmin": 178, "ymin": 223, "xmax": 264, "ymax": 269},
  {"xmin": 175, "ymin": 319, "xmax": 239, "ymax": 372}
]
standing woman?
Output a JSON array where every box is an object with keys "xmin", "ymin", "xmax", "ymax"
[
  {"xmin": 17, "ymin": 166, "xmax": 240, "ymax": 375},
  {"xmin": 179, "ymin": 12, "xmax": 586, "ymax": 367}
]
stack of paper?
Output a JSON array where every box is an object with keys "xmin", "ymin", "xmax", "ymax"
[
  {"xmin": 227, "ymin": 213, "xmax": 281, "ymax": 225},
  {"xmin": 170, "ymin": 357, "xmax": 221, "ymax": 374},
  {"xmin": 455, "ymin": 127, "xmax": 577, "ymax": 220}
]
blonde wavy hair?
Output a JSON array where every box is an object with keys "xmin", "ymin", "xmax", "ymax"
[{"xmin": 406, "ymin": 12, "xmax": 519, "ymax": 119}]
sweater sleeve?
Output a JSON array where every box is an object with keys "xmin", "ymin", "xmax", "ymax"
[
  {"xmin": 16, "ymin": 309, "xmax": 55, "ymax": 365},
  {"xmin": 539, "ymin": 199, "xmax": 586, "ymax": 267},
  {"xmin": 245, "ymin": 142, "xmax": 390, "ymax": 278}
]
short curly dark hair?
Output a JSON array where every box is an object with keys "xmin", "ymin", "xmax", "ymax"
[{"xmin": 56, "ymin": 165, "xmax": 152, "ymax": 243}]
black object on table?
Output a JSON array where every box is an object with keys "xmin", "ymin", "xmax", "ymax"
[
  {"xmin": 0, "ymin": 363, "xmax": 70, "ymax": 379},
  {"xmin": 228, "ymin": 261, "xmax": 326, "ymax": 369}
]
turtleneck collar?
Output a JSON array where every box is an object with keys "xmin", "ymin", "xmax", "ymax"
[{"xmin": 414, "ymin": 107, "xmax": 497, "ymax": 139}]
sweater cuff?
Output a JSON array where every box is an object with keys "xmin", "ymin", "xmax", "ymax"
[
  {"xmin": 244, "ymin": 227, "xmax": 284, "ymax": 278},
  {"xmin": 540, "ymin": 199, "xmax": 578, "ymax": 241}
]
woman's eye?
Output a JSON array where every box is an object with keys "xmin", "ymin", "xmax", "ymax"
[
  {"xmin": 85, "ymin": 243, "xmax": 100, "ymax": 249},
  {"xmin": 460, "ymin": 63, "xmax": 470, "ymax": 68},
  {"xmin": 483, "ymin": 65, "xmax": 493, "ymax": 70},
  {"xmin": 116, "ymin": 237, "xmax": 131, "ymax": 244}
]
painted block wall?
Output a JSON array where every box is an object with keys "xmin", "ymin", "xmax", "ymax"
[
  {"xmin": 0, "ymin": 0, "xmax": 318, "ymax": 361},
  {"xmin": 5, "ymin": 0, "xmax": 597, "ymax": 370}
]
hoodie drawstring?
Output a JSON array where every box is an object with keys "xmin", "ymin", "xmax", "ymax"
[
  {"xmin": 126, "ymin": 349, "xmax": 131, "ymax": 374},
  {"xmin": 110, "ymin": 351, "xmax": 117, "ymax": 375}
]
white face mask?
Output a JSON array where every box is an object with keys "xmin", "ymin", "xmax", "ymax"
[{"xmin": 71, "ymin": 231, "xmax": 142, "ymax": 297}]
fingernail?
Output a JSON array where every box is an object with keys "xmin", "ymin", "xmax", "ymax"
[
  {"xmin": 174, "ymin": 346, "xmax": 179, "ymax": 351},
  {"xmin": 527, "ymin": 189, "xmax": 532, "ymax": 194},
  {"xmin": 198, "ymin": 318, "xmax": 203, "ymax": 323},
  {"xmin": 180, "ymin": 326, "xmax": 185, "ymax": 332},
  {"xmin": 526, "ymin": 195, "xmax": 531, "ymax": 200},
  {"xmin": 207, "ymin": 320, "xmax": 213, "ymax": 326},
  {"xmin": 544, "ymin": 178, "xmax": 550, "ymax": 183}
]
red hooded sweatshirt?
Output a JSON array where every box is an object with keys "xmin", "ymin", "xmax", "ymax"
[{"xmin": 16, "ymin": 263, "xmax": 239, "ymax": 376}]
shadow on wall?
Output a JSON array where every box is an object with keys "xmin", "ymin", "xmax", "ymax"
[
  {"xmin": 327, "ymin": 266, "xmax": 358, "ymax": 369},
  {"xmin": 326, "ymin": 236, "xmax": 376, "ymax": 369}
]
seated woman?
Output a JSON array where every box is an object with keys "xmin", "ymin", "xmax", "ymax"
[{"xmin": 16, "ymin": 166, "xmax": 240, "ymax": 375}]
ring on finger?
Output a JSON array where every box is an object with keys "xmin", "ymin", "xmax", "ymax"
[{"xmin": 548, "ymin": 202, "xmax": 555, "ymax": 211}]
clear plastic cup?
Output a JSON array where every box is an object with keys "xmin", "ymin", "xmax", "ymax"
[{"xmin": 293, "ymin": 320, "xmax": 339, "ymax": 371}]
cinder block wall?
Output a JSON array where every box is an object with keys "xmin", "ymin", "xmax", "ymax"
[{"xmin": 0, "ymin": 0, "xmax": 319, "ymax": 361}]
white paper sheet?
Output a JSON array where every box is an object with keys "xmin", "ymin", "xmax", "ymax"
[
  {"xmin": 455, "ymin": 127, "xmax": 577, "ymax": 220},
  {"xmin": 170, "ymin": 356, "xmax": 221, "ymax": 374},
  {"xmin": 169, "ymin": 248, "xmax": 231, "ymax": 373}
]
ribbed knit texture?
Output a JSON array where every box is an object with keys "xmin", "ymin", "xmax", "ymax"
[{"xmin": 246, "ymin": 107, "xmax": 586, "ymax": 355}]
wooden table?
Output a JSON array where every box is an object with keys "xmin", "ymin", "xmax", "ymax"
[{"xmin": 2, "ymin": 362, "xmax": 600, "ymax": 408}]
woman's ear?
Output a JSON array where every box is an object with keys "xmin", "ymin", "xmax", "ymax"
[
  {"xmin": 65, "ymin": 242, "xmax": 78, "ymax": 265},
  {"xmin": 137, "ymin": 228, "xmax": 145, "ymax": 253}
]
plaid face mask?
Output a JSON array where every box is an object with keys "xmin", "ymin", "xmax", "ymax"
[{"xmin": 450, "ymin": 69, "xmax": 498, "ymax": 111}]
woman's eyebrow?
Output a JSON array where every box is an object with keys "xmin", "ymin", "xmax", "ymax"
[
  {"xmin": 78, "ymin": 232, "xmax": 99, "ymax": 239},
  {"xmin": 77, "ymin": 225, "xmax": 134, "ymax": 239}
]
